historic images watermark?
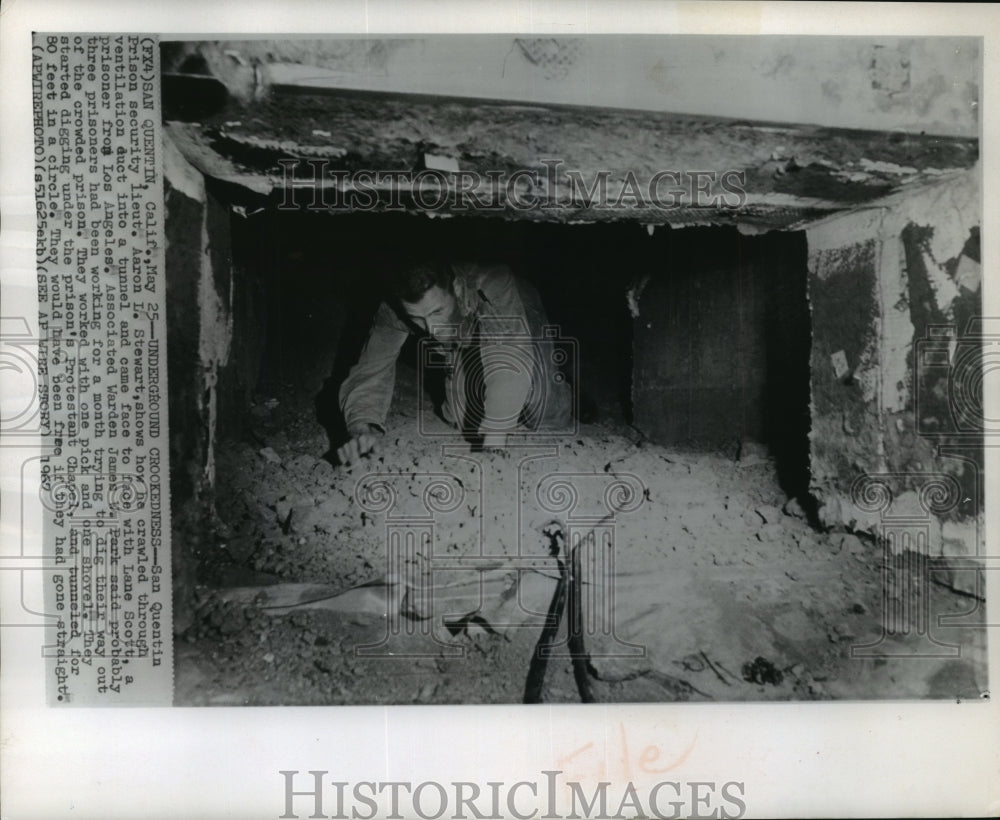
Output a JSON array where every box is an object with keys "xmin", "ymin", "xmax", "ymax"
[
  {"xmin": 278, "ymin": 770, "xmax": 748, "ymax": 820},
  {"xmin": 348, "ymin": 314, "xmax": 647, "ymax": 680},
  {"xmin": 276, "ymin": 159, "xmax": 748, "ymax": 213},
  {"xmin": 415, "ymin": 322, "xmax": 579, "ymax": 439}
]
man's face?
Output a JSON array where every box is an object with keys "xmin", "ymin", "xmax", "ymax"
[{"xmin": 401, "ymin": 285, "xmax": 461, "ymax": 341}]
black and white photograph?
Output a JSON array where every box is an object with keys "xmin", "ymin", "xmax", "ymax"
[
  {"xmin": 159, "ymin": 34, "xmax": 987, "ymax": 705},
  {"xmin": 2, "ymin": 3, "xmax": 999, "ymax": 818}
]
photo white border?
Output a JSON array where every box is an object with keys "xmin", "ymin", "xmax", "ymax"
[{"xmin": 2, "ymin": 2, "xmax": 998, "ymax": 817}]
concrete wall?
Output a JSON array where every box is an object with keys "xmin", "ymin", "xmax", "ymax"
[
  {"xmin": 629, "ymin": 168, "xmax": 983, "ymax": 593},
  {"xmin": 163, "ymin": 36, "xmax": 979, "ymax": 137},
  {"xmin": 804, "ymin": 167, "xmax": 983, "ymax": 587},
  {"xmin": 632, "ymin": 228, "xmax": 769, "ymax": 448},
  {"xmin": 163, "ymin": 136, "xmax": 237, "ymax": 631},
  {"xmin": 632, "ymin": 228, "xmax": 810, "ymax": 481}
]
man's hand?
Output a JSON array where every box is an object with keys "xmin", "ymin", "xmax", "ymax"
[{"xmin": 337, "ymin": 424, "xmax": 383, "ymax": 466}]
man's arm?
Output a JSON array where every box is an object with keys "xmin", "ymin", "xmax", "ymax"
[
  {"xmin": 471, "ymin": 265, "xmax": 534, "ymax": 447},
  {"xmin": 337, "ymin": 302, "xmax": 409, "ymax": 461}
]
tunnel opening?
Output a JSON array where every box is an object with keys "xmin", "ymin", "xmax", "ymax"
[
  {"xmin": 220, "ymin": 208, "xmax": 814, "ymax": 508},
  {"xmin": 161, "ymin": 37, "xmax": 987, "ymax": 707},
  {"xmin": 179, "ymin": 201, "xmax": 897, "ymax": 706}
]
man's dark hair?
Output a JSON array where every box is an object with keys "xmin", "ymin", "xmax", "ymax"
[{"xmin": 390, "ymin": 258, "xmax": 453, "ymax": 304}]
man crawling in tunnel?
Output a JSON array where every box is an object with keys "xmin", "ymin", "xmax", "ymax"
[{"xmin": 336, "ymin": 258, "xmax": 574, "ymax": 464}]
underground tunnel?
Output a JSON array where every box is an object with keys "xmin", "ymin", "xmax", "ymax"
[
  {"xmin": 161, "ymin": 37, "xmax": 987, "ymax": 705},
  {"xmin": 233, "ymin": 211, "xmax": 812, "ymax": 486}
]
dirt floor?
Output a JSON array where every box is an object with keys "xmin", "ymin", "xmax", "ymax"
[{"xmin": 173, "ymin": 367, "xmax": 988, "ymax": 706}]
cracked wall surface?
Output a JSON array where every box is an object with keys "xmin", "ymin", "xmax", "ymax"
[
  {"xmin": 164, "ymin": 135, "xmax": 239, "ymax": 630},
  {"xmin": 158, "ymin": 36, "xmax": 978, "ymax": 232},
  {"xmin": 804, "ymin": 167, "xmax": 983, "ymax": 586}
]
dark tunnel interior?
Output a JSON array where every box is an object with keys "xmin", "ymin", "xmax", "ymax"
[{"xmin": 221, "ymin": 209, "xmax": 813, "ymax": 502}]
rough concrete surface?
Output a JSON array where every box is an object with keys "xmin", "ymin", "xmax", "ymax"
[
  {"xmin": 803, "ymin": 168, "xmax": 983, "ymax": 550},
  {"xmin": 173, "ymin": 368, "xmax": 987, "ymax": 705},
  {"xmin": 158, "ymin": 38, "xmax": 978, "ymax": 232}
]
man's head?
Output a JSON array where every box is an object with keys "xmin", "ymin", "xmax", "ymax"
[{"xmin": 391, "ymin": 259, "xmax": 461, "ymax": 340}]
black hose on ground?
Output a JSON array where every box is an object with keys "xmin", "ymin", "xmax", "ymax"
[
  {"xmin": 523, "ymin": 523, "xmax": 597, "ymax": 704},
  {"xmin": 567, "ymin": 536, "xmax": 596, "ymax": 703},
  {"xmin": 523, "ymin": 525, "xmax": 568, "ymax": 704}
]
